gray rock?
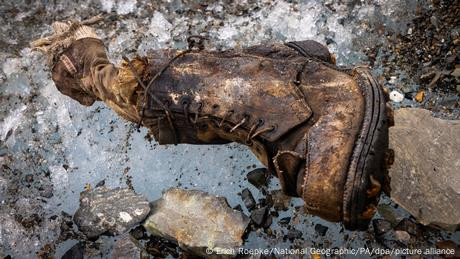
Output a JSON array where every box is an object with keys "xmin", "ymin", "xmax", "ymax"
[
  {"xmin": 372, "ymin": 219, "xmax": 404, "ymax": 249},
  {"xmin": 62, "ymin": 242, "xmax": 84, "ymax": 259},
  {"xmin": 377, "ymin": 204, "xmax": 405, "ymax": 226},
  {"xmin": 389, "ymin": 108, "xmax": 460, "ymax": 231},
  {"xmin": 250, "ymin": 206, "xmax": 268, "ymax": 226},
  {"xmin": 143, "ymin": 188, "xmax": 250, "ymax": 256},
  {"xmin": 246, "ymin": 168, "xmax": 270, "ymax": 188},
  {"xmin": 394, "ymin": 218, "xmax": 421, "ymax": 236},
  {"xmin": 451, "ymin": 67, "xmax": 460, "ymax": 78},
  {"xmin": 278, "ymin": 217, "xmax": 291, "ymax": 226},
  {"xmin": 314, "ymin": 224, "xmax": 328, "ymax": 236},
  {"xmin": 287, "ymin": 228, "xmax": 303, "ymax": 240},
  {"xmin": 73, "ymin": 187, "xmax": 150, "ymax": 239},
  {"xmin": 394, "ymin": 230, "xmax": 411, "ymax": 244},
  {"xmin": 271, "ymin": 190, "xmax": 291, "ymax": 211},
  {"xmin": 112, "ymin": 234, "xmax": 149, "ymax": 259},
  {"xmin": 241, "ymin": 188, "xmax": 256, "ymax": 210},
  {"xmin": 372, "ymin": 219, "xmax": 392, "ymax": 237}
]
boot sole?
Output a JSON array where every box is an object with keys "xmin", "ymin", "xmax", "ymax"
[{"xmin": 342, "ymin": 67, "xmax": 390, "ymax": 230}]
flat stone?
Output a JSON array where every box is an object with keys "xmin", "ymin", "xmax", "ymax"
[
  {"xmin": 61, "ymin": 242, "xmax": 84, "ymax": 259},
  {"xmin": 262, "ymin": 214, "xmax": 273, "ymax": 228},
  {"xmin": 241, "ymin": 188, "xmax": 256, "ymax": 210},
  {"xmin": 143, "ymin": 188, "xmax": 250, "ymax": 257},
  {"xmin": 287, "ymin": 228, "xmax": 302, "ymax": 240},
  {"xmin": 389, "ymin": 108, "xmax": 460, "ymax": 231},
  {"xmin": 377, "ymin": 204, "xmax": 405, "ymax": 226},
  {"xmin": 246, "ymin": 168, "xmax": 270, "ymax": 188},
  {"xmin": 278, "ymin": 217, "xmax": 291, "ymax": 226},
  {"xmin": 73, "ymin": 187, "xmax": 150, "ymax": 239},
  {"xmin": 250, "ymin": 206, "xmax": 268, "ymax": 226},
  {"xmin": 112, "ymin": 234, "xmax": 149, "ymax": 259},
  {"xmin": 394, "ymin": 218, "xmax": 421, "ymax": 236},
  {"xmin": 451, "ymin": 67, "xmax": 460, "ymax": 77},
  {"xmin": 372, "ymin": 219, "xmax": 392, "ymax": 237},
  {"xmin": 372, "ymin": 219, "xmax": 403, "ymax": 249}
]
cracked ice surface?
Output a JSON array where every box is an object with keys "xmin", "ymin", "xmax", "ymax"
[{"xmin": 1, "ymin": 0, "xmax": 447, "ymax": 258}]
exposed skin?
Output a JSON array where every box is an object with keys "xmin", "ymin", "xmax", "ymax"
[{"xmin": 37, "ymin": 26, "xmax": 389, "ymax": 229}]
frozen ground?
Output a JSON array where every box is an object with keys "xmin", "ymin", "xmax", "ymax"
[{"xmin": 1, "ymin": 0, "xmax": 459, "ymax": 258}]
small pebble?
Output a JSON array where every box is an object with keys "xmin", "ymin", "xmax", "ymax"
[
  {"xmin": 25, "ymin": 174, "xmax": 34, "ymax": 183},
  {"xmin": 389, "ymin": 90, "xmax": 404, "ymax": 102},
  {"xmin": 372, "ymin": 219, "xmax": 392, "ymax": 236},
  {"xmin": 314, "ymin": 224, "xmax": 328, "ymax": 236},
  {"xmin": 451, "ymin": 67, "xmax": 460, "ymax": 78},
  {"xmin": 287, "ymin": 228, "xmax": 303, "ymax": 240},
  {"xmin": 389, "ymin": 76, "xmax": 397, "ymax": 84},
  {"xmin": 395, "ymin": 218, "xmax": 420, "ymax": 236},
  {"xmin": 415, "ymin": 91, "xmax": 425, "ymax": 102},
  {"xmin": 250, "ymin": 206, "xmax": 268, "ymax": 226},
  {"xmin": 241, "ymin": 188, "xmax": 256, "ymax": 210},
  {"xmin": 246, "ymin": 168, "xmax": 269, "ymax": 188},
  {"xmin": 395, "ymin": 230, "xmax": 411, "ymax": 243},
  {"xmin": 278, "ymin": 217, "xmax": 291, "ymax": 226}
]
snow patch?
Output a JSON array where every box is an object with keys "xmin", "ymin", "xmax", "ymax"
[
  {"xmin": 100, "ymin": 0, "xmax": 114, "ymax": 12},
  {"xmin": 148, "ymin": 11, "xmax": 173, "ymax": 43},
  {"xmin": 1, "ymin": 105, "xmax": 26, "ymax": 141},
  {"xmin": 50, "ymin": 165, "xmax": 69, "ymax": 189},
  {"xmin": 99, "ymin": 0, "xmax": 136, "ymax": 15},
  {"xmin": 116, "ymin": 0, "xmax": 137, "ymax": 15},
  {"xmin": 2, "ymin": 58, "xmax": 22, "ymax": 77}
]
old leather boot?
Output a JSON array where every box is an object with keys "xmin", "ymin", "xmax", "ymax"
[
  {"xmin": 140, "ymin": 41, "xmax": 391, "ymax": 230},
  {"xmin": 35, "ymin": 22, "xmax": 391, "ymax": 230}
]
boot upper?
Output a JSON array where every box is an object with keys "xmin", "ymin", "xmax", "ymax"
[
  {"xmin": 49, "ymin": 38, "xmax": 386, "ymax": 229},
  {"xmin": 141, "ymin": 47, "xmax": 314, "ymax": 146}
]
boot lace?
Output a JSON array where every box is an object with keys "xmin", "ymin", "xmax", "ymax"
[
  {"xmin": 126, "ymin": 35, "xmax": 275, "ymax": 144},
  {"xmin": 123, "ymin": 35, "xmax": 208, "ymax": 144}
]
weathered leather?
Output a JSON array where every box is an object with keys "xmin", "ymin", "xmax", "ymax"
[
  {"xmin": 297, "ymin": 64, "xmax": 365, "ymax": 222},
  {"xmin": 144, "ymin": 47, "xmax": 313, "ymax": 143},
  {"xmin": 49, "ymin": 38, "xmax": 388, "ymax": 230}
]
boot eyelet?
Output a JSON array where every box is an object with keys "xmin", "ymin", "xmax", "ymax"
[
  {"xmin": 257, "ymin": 118, "xmax": 265, "ymax": 126},
  {"xmin": 180, "ymin": 96, "xmax": 191, "ymax": 106}
]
